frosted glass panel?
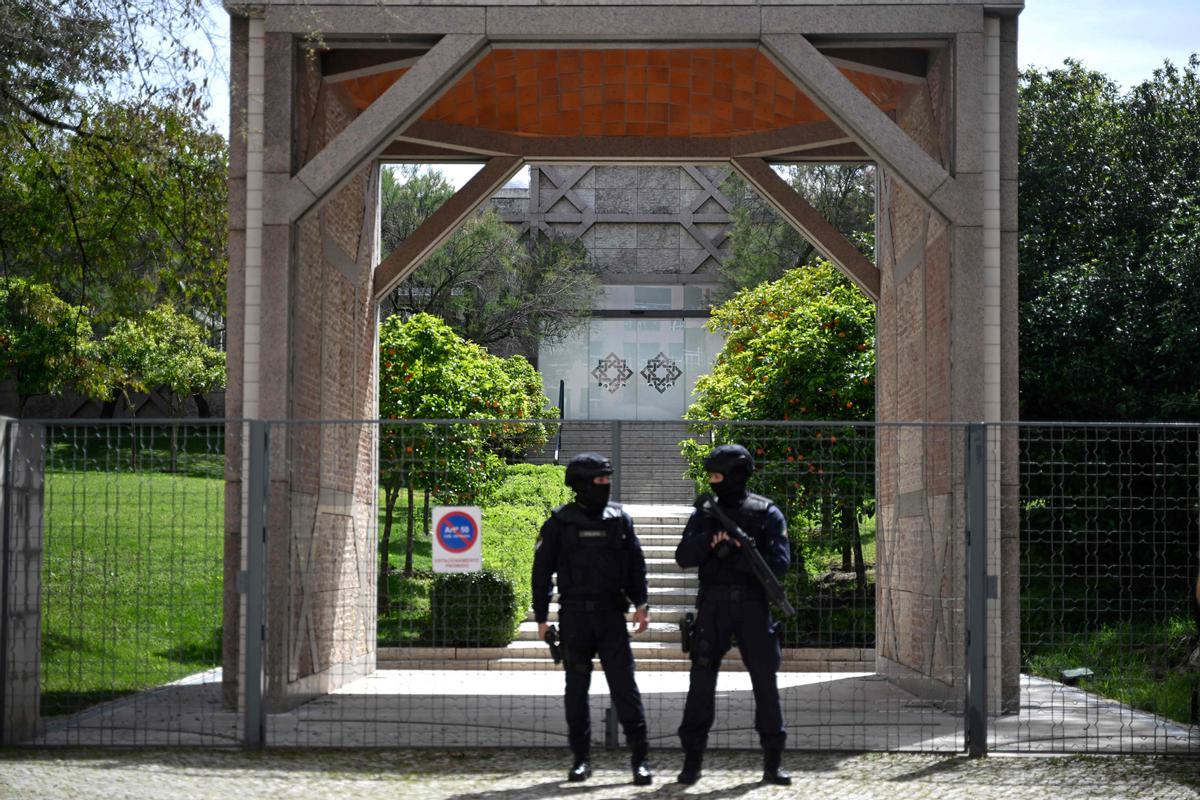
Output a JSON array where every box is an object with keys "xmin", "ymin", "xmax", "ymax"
[
  {"xmin": 635, "ymin": 319, "xmax": 687, "ymax": 419},
  {"xmin": 588, "ymin": 320, "xmax": 639, "ymax": 420},
  {"xmin": 539, "ymin": 328, "xmax": 589, "ymax": 419},
  {"xmin": 538, "ymin": 317, "xmax": 722, "ymax": 420},
  {"xmin": 684, "ymin": 320, "xmax": 723, "ymax": 407}
]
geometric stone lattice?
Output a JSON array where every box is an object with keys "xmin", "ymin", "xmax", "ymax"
[
  {"xmin": 640, "ymin": 352, "xmax": 683, "ymax": 394},
  {"xmin": 591, "ymin": 352, "xmax": 633, "ymax": 393}
]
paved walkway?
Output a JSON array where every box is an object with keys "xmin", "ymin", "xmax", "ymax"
[
  {"xmin": 34, "ymin": 666, "xmax": 1199, "ymax": 755},
  {"xmin": 2, "ymin": 748, "xmax": 1199, "ymax": 799}
]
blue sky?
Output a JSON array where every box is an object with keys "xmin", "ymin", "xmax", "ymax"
[{"xmin": 1019, "ymin": 0, "xmax": 1199, "ymax": 88}]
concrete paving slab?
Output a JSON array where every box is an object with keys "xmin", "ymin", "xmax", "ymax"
[{"xmin": 27, "ymin": 668, "xmax": 1199, "ymax": 756}]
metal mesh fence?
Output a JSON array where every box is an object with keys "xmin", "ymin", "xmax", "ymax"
[
  {"xmin": 258, "ymin": 419, "xmax": 965, "ymax": 752},
  {"xmin": 1, "ymin": 420, "xmax": 233, "ymax": 746},
  {"xmin": 994, "ymin": 423, "xmax": 1200, "ymax": 754},
  {"xmin": 3, "ymin": 418, "xmax": 1197, "ymax": 755}
]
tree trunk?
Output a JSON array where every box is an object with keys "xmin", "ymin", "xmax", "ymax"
[
  {"xmin": 403, "ymin": 484, "xmax": 416, "ymax": 576},
  {"xmin": 422, "ymin": 489, "xmax": 430, "ymax": 537},
  {"xmin": 169, "ymin": 423, "xmax": 179, "ymax": 473},
  {"xmin": 129, "ymin": 421, "xmax": 139, "ymax": 471},
  {"xmin": 844, "ymin": 503, "xmax": 867, "ymax": 596},
  {"xmin": 378, "ymin": 486, "xmax": 399, "ymax": 612},
  {"xmin": 841, "ymin": 544, "xmax": 852, "ymax": 572},
  {"xmin": 194, "ymin": 393, "xmax": 211, "ymax": 418},
  {"xmin": 820, "ymin": 494, "xmax": 834, "ymax": 561}
]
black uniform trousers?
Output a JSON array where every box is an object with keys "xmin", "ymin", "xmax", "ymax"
[
  {"xmin": 678, "ymin": 590, "xmax": 786, "ymax": 751},
  {"xmin": 559, "ymin": 607, "xmax": 647, "ymax": 756}
]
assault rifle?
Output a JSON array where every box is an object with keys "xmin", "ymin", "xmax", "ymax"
[{"xmin": 695, "ymin": 493, "xmax": 797, "ymax": 617}]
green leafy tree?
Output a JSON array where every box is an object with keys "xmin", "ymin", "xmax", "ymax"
[
  {"xmin": 1, "ymin": 0, "xmax": 213, "ymax": 134},
  {"xmin": 0, "ymin": 101, "xmax": 228, "ymax": 329},
  {"xmin": 1020, "ymin": 58, "xmax": 1200, "ymax": 421},
  {"xmin": 377, "ymin": 313, "xmax": 553, "ymax": 603},
  {"xmin": 491, "ymin": 355, "xmax": 559, "ymax": 461},
  {"xmin": 101, "ymin": 303, "xmax": 225, "ymax": 470},
  {"xmin": 1018, "ymin": 58, "xmax": 1200, "ymax": 627},
  {"xmin": 380, "ymin": 166, "xmax": 598, "ymax": 347},
  {"xmin": 684, "ymin": 263, "xmax": 875, "ymax": 590},
  {"xmin": 102, "ymin": 304, "xmax": 225, "ymax": 417},
  {"xmin": 721, "ymin": 165, "xmax": 875, "ymax": 298},
  {"xmin": 0, "ymin": 277, "xmax": 108, "ymax": 415}
]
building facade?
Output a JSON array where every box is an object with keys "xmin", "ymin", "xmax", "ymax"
[{"xmin": 491, "ymin": 165, "xmax": 731, "ymax": 419}]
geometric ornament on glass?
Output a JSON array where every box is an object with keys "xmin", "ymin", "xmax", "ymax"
[
  {"xmin": 591, "ymin": 352, "xmax": 634, "ymax": 393},
  {"xmin": 640, "ymin": 352, "xmax": 683, "ymax": 394}
]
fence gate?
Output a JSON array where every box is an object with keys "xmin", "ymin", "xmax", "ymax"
[{"xmin": 250, "ymin": 419, "xmax": 969, "ymax": 752}]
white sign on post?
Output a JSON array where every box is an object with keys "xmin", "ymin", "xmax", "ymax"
[{"xmin": 431, "ymin": 506, "xmax": 483, "ymax": 573}]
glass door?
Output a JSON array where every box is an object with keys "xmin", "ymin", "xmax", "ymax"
[
  {"xmin": 634, "ymin": 319, "xmax": 687, "ymax": 419},
  {"xmin": 587, "ymin": 319, "xmax": 639, "ymax": 419},
  {"xmin": 539, "ymin": 317, "xmax": 722, "ymax": 420}
]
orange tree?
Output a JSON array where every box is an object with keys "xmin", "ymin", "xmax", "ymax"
[
  {"xmin": 378, "ymin": 313, "xmax": 552, "ymax": 600},
  {"xmin": 683, "ymin": 262, "xmax": 875, "ymax": 590}
]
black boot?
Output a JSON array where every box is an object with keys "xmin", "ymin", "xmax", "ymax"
[
  {"xmin": 762, "ymin": 748, "xmax": 791, "ymax": 786},
  {"xmin": 568, "ymin": 753, "xmax": 592, "ymax": 782},
  {"xmin": 677, "ymin": 750, "xmax": 703, "ymax": 785},
  {"xmin": 631, "ymin": 739, "xmax": 652, "ymax": 785}
]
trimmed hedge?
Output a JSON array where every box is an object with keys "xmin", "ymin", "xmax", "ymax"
[
  {"xmin": 431, "ymin": 570, "xmax": 518, "ymax": 647},
  {"xmin": 490, "ymin": 463, "xmax": 573, "ymax": 511}
]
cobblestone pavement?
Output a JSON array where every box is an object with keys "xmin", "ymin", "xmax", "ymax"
[{"xmin": 2, "ymin": 749, "xmax": 1199, "ymax": 799}]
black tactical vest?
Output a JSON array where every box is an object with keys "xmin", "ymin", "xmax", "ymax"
[
  {"xmin": 552, "ymin": 502, "xmax": 630, "ymax": 600},
  {"xmin": 699, "ymin": 493, "xmax": 772, "ymax": 587}
]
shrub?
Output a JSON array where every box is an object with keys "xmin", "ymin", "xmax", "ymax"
[
  {"xmin": 490, "ymin": 464, "xmax": 572, "ymax": 514},
  {"xmin": 480, "ymin": 504, "xmax": 540, "ymax": 635},
  {"xmin": 430, "ymin": 570, "xmax": 518, "ymax": 647}
]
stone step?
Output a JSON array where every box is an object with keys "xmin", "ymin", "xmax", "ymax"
[
  {"xmin": 646, "ymin": 560, "xmax": 695, "ymax": 577},
  {"xmin": 634, "ymin": 530, "xmax": 687, "ymax": 541},
  {"xmin": 377, "ymin": 646, "xmax": 876, "ymax": 672},
  {"xmin": 516, "ymin": 621, "xmax": 685, "ymax": 642},
  {"xmin": 532, "ymin": 606, "xmax": 700, "ymax": 623},
  {"xmin": 637, "ymin": 536, "xmax": 682, "ymax": 549}
]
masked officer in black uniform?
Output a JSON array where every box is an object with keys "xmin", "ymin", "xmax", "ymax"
[
  {"xmin": 675, "ymin": 444, "xmax": 791, "ymax": 786},
  {"xmin": 532, "ymin": 452, "xmax": 653, "ymax": 785}
]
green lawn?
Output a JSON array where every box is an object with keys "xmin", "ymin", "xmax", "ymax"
[
  {"xmin": 41, "ymin": 469, "xmax": 225, "ymax": 716},
  {"xmin": 1025, "ymin": 617, "xmax": 1196, "ymax": 725},
  {"xmin": 45, "ymin": 462, "xmax": 1193, "ymax": 730}
]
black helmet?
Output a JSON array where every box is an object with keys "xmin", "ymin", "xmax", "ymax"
[
  {"xmin": 565, "ymin": 452, "xmax": 613, "ymax": 490},
  {"xmin": 703, "ymin": 444, "xmax": 755, "ymax": 481}
]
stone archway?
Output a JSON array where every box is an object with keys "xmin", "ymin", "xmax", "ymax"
[{"xmin": 223, "ymin": 0, "xmax": 1021, "ymax": 717}]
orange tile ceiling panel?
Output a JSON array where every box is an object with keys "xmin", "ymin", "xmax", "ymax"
[{"xmin": 340, "ymin": 48, "xmax": 915, "ymax": 138}]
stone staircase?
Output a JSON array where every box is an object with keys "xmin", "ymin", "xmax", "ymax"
[
  {"xmin": 378, "ymin": 506, "xmax": 874, "ymax": 672},
  {"xmin": 536, "ymin": 421, "xmax": 696, "ymax": 504}
]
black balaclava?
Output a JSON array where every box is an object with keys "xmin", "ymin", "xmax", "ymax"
[
  {"xmin": 565, "ymin": 452, "xmax": 614, "ymax": 514},
  {"xmin": 703, "ymin": 444, "xmax": 754, "ymax": 506}
]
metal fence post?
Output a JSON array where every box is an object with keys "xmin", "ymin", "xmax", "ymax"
[
  {"xmin": 611, "ymin": 420, "xmax": 623, "ymax": 502},
  {"xmin": 243, "ymin": 420, "xmax": 268, "ymax": 750},
  {"xmin": 0, "ymin": 419, "xmax": 12, "ymax": 743},
  {"xmin": 965, "ymin": 423, "xmax": 988, "ymax": 756}
]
